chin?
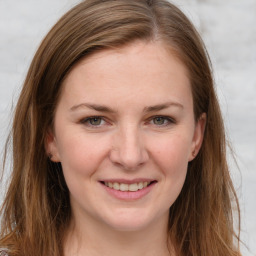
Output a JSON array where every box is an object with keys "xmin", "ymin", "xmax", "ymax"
[
  {"xmin": 106, "ymin": 220, "xmax": 151, "ymax": 232},
  {"xmin": 102, "ymin": 208, "xmax": 163, "ymax": 232}
]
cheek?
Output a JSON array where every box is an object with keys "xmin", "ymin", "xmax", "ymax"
[
  {"xmin": 147, "ymin": 134, "xmax": 191, "ymax": 211},
  {"xmin": 151, "ymin": 133, "xmax": 191, "ymax": 170},
  {"xmin": 57, "ymin": 135, "xmax": 108, "ymax": 202},
  {"xmin": 150, "ymin": 133, "xmax": 191, "ymax": 191},
  {"xmin": 57, "ymin": 133, "xmax": 108, "ymax": 178}
]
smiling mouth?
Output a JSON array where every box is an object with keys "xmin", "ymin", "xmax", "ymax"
[{"xmin": 100, "ymin": 181, "xmax": 157, "ymax": 192}]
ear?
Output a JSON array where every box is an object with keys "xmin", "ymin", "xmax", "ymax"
[
  {"xmin": 189, "ymin": 113, "xmax": 206, "ymax": 161},
  {"xmin": 45, "ymin": 129, "xmax": 61, "ymax": 162}
]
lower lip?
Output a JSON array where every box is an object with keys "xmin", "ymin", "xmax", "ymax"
[{"xmin": 100, "ymin": 182, "xmax": 156, "ymax": 200}]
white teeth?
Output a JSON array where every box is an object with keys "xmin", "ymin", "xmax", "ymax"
[
  {"xmin": 129, "ymin": 183, "xmax": 139, "ymax": 191},
  {"xmin": 104, "ymin": 181, "xmax": 150, "ymax": 191},
  {"xmin": 113, "ymin": 182, "xmax": 119, "ymax": 190},
  {"xmin": 138, "ymin": 182, "xmax": 143, "ymax": 189},
  {"xmin": 119, "ymin": 183, "xmax": 128, "ymax": 191}
]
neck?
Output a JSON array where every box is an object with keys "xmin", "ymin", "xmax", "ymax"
[{"xmin": 63, "ymin": 211, "xmax": 173, "ymax": 256}]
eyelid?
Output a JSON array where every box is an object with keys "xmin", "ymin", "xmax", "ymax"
[
  {"xmin": 147, "ymin": 115, "xmax": 176, "ymax": 126},
  {"xmin": 80, "ymin": 116, "xmax": 108, "ymax": 127},
  {"xmin": 79, "ymin": 115, "xmax": 176, "ymax": 128}
]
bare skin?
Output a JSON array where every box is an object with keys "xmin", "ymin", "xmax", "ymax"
[{"xmin": 46, "ymin": 41, "xmax": 205, "ymax": 256}]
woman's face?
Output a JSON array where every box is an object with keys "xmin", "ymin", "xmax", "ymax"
[{"xmin": 46, "ymin": 41, "xmax": 205, "ymax": 232}]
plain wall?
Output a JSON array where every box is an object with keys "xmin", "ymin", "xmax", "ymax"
[{"xmin": 0, "ymin": 0, "xmax": 255, "ymax": 255}]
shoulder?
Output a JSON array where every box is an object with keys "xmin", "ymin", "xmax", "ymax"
[{"xmin": 0, "ymin": 250, "xmax": 9, "ymax": 256}]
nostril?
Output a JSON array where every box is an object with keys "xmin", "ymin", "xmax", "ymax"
[{"xmin": 109, "ymin": 132, "xmax": 149, "ymax": 170}]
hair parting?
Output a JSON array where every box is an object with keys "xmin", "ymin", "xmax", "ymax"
[{"xmin": 0, "ymin": 0, "xmax": 241, "ymax": 255}]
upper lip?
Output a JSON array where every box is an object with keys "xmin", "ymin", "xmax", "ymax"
[{"xmin": 99, "ymin": 178, "xmax": 156, "ymax": 184}]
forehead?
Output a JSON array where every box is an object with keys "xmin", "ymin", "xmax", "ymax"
[
  {"xmin": 75, "ymin": 40, "xmax": 187, "ymax": 75},
  {"xmin": 59, "ymin": 41, "xmax": 192, "ymax": 110}
]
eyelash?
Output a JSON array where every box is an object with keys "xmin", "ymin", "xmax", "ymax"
[
  {"xmin": 148, "ymin": 116, "xmax": 176, "ymax": 127},
  {"xmin": 80, "ymin": 115, "xmax": 175, "ymax": 128},
  {"xmin": 80, "ymin": 116, "xmax": 106, "ymax": 127}
]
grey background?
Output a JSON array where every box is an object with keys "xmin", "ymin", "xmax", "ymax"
[{"xmin": 0, "ymin": 0, "xmax": 255, "ymax": 255}]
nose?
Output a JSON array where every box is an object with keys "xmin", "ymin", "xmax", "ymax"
[{"xmin": 109, "ymin": 125, "xmax": 149, "ymax": 170}]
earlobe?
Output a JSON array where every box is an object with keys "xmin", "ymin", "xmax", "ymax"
[
  {"xmin": 189, "ymin": 113, "xmax": 206, "ymax": 161},
  {"xmin": 45, "ymin": 129, "xmax": 61, "ymax": 162}
]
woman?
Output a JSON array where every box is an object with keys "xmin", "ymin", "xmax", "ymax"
[{"xmin": 0, "ymin": 0, "xmax": 241, "ymax": 255}]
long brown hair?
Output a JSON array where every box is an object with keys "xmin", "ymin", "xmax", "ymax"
[{"xmin": 0, "ymin": 0, "xmax": 241, "ymax": 255}]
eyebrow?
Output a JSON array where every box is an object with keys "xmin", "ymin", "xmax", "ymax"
[
  {"xmin": 70, "ymin": 103, "xmax": 115, "ymax": 113},
  {"xmin": 69, "ymin": 101, "xmax": 183, "ymax": 113},
  {"xmin": 143, "ymin": 102, "xmax": 183, "ymax": 112}
]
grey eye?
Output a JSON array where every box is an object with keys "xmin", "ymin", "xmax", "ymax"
[
  {"xmin": 88, "ymin": 117, "xmax": 102, "ymax": 125},
  {"xmin": 153, "ymin": 117, "xmax": 166, "ymax": 125}
]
